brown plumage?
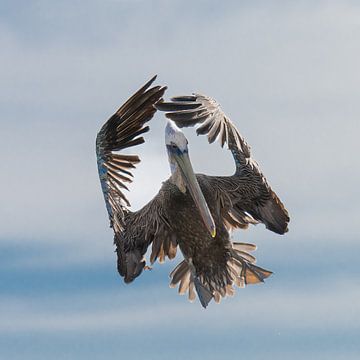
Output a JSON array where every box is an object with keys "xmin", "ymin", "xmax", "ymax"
[{"xmin": 96, "ymin": 77, "xmax": 289, "ymax": 308}]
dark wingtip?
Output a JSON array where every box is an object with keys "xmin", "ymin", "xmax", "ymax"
[
  {"xmin": 170, "ymin": 95, "xmax": 197, "ymax": 102},
  {"xmin": 148, "ymin": 74, "xmax": 157, "ymax": 84},
  {"xmin": 140, "ymin": 75, "xmax": 158, "ymax": 93},
  {"xmin": 267, "ymin": 219, "xmax": 289, "ymax": 235},
  {"xmin": 155, "ymin": 101, "xmax": 202, "ymax": 111}
]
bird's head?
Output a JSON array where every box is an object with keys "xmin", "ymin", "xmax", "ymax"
[
  {"xmin": 165, "ymin": 120, "xmax": 189, "ymax": 172},
  {"xmin": 165, "ymin": 121, "xmax": 216, "ymax": 238}
]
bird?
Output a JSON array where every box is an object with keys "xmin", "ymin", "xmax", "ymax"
[{"xmin": 96, "ymin": 76, "xmax": 289, "ymax": 308}]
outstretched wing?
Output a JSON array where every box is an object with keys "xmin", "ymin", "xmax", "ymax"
[
  {"xmin": 96, "ymin": 76, "xmax": 175, "ymax": 283},
  {"xmin": 156, "ymin": 94, "xmax": 289, "ymax": 234},
  {"xmin": 96, "ymin": 76, "xmax": 166, "ymax": 232}
]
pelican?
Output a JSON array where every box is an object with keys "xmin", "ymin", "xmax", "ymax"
[{"xmin": 96, "ymin": 76, "xmax": 289, "ymax": 308}]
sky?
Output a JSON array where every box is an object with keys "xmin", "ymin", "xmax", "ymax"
[{"xmin": 1, "ymin": 1, "xmax": 359, "ymax": 359}]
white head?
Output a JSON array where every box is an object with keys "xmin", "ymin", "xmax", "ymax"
[
  {"xmin": 165, "ymin": 121, "xmax": 189, "ymax": 177},
  {"xmin": 165, "ymin": 120, "xmax": 188, "ymax": 152}
]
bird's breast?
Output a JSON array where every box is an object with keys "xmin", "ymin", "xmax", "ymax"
[{"xmin": 163, "ymin": 180, "xmax": 230, "ymax": 266}]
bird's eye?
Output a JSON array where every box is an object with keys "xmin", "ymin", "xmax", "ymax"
[{"xmin": 171, "ymin": 143, "xmax": 177, "ymax": 149}]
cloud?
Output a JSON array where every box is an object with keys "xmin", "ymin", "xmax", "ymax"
[
  {"xmin": 1, "ymin": 278, "xmax": 359, "ymax": 334},
  {"xmin": 1, "ymin": 4, "xmax": 359, "ymax": 359},
  {"xmin": 0, "ymin": 0, "xmax": 359, "ymax": 302}
]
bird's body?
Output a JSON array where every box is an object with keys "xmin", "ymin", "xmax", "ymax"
[
  {"xmin": 96, "ymin": 76, "xmax": 289, "ymax": 307},
  {"xmin": 163, "ymin": 176, "xmax": 227, "ymax": 263},
  {"xmin": 157, "ymin": 177, "xmax": 230, "ymax": 277}
]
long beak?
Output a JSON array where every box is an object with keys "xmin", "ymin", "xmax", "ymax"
[{"xmin": 173, "ymin": 151, "xmax": 216, "ymax": 238}]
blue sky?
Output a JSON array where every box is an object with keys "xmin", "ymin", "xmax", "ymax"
[{"xmin": 1, "ymin": 1, "xmax": 359, "ymax": 359}]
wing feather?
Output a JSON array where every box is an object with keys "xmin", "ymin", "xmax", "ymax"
[
  {"xmin": 96, "ymin": 77, "xmax": 179, "ymax": 283},
  {"xmin": 96, "ymin": 76, "xmax": 166, "ymax": 231}
]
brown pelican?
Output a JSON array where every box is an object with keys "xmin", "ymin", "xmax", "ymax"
[{"xmin": 96, "ymin": 76, "xmax": 289, "ymax": 308}]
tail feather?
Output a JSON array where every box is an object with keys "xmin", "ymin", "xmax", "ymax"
[
  {"xmin": 178, "ymin": 272, "xmax": 191, "ymax": 295},
  {"xmin": 231, "ymin": 248, "xmax": 272, "ymax": 285},
  {"xmin": 169, "ymin": 260, "xmax": 214, "ymax": 308},
  {"xmin": 168, "ymin": 243, "xmax": 272, "ymax": 308},
  {"xmin": 243, "ymin": 263, "xmax": 273, "ymax": 284},
  {"xmin": 188, "ymin": 282, "xmax": 196, "ymax": 302},
  {"xmin": 169, "ymin": 260, "xmax": 189, "ymax": 287},
  {"xmin": 232, "ymin": 242, "xmax": 257, "ymax": 252},
  {"xmin": 226, "ymin": 284, "xmax": 235, "ymax": 297},
  {"xmin": 214, "ymin": 291, "xmax": 222, "ymax": 304},
  {"xmin": 213, "ymin": 285, "xmax": 238, "ymax": 304},
  {"xmin": 233, "ymin": 249, "xmax": 256, "ymax": 263}
]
